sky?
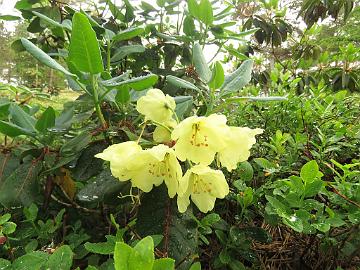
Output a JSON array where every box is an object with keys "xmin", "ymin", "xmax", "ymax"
[{"xmin": 0, "ymin": 0, "xmax": 21, "ymax": 31}]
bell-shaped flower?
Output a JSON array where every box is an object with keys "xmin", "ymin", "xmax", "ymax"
[
  {"xmin": 153, "ymin": 119, "xmax": 177, "ymax": 143},
  {"xmin": 95, "ymin": 141, "xmax": 142, "ymax": 180},
  {"xmin": 136, "ymin": 88, "xmax": 176, "ymax": 124},
  {"xmin": 218, "ymin": 127, "xmax": 263, "ymax": 171},
  {"xmin": 177, "ymin": 165, "xmax": 229, "ymax": 213},
  {"xmin": 125, "ymin": 144, "xmax": 182, "ymax": 197},
  {"xmin": 171, "ymin": 114, "xmax": 229, "ymax": 165}
]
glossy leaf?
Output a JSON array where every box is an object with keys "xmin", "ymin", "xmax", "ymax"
[
  {"xmin": 0, "ymin": 161, "xmax": 42, "ymax": 207},
  {"xmin": 68, "ymin": 12, "xmax": 103, "ymax": 74}
]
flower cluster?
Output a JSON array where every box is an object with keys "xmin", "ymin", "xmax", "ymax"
[{"xmin": 96, "ymin": 89, "xmax": 262, "ymax": 213}]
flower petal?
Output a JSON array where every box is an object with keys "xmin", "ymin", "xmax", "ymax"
[{"xmin": 219, "ymin": 127, "xmax": 263, "ymax": 171}]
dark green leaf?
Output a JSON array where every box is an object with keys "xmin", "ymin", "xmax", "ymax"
[
  {"xmin": 35, "ymin": 107, "xmax": 56, "ymax": 132},
  {"xmin": 0, "ymin": 121, "xmax": 35, "ymax": 137},
  {"xmin": 77, "ymin": 170, "xmax": 130, "ymax": 203},
  {"xmin": 136, "ymin": 185, "xmax": 198, "ymax": 270},
  {"xmin": 60, "ymin": 132, "xmax": 91, "ymax": 156}
]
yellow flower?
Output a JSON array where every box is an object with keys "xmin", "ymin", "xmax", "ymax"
[
  {"xmin": 125, "ymin": 144, "xmax": 182, "ymax": 196},
  {"xmin": 153, "ymin": 119, "xmax": 177, "ymax": 143},
  {"xmin": 218, "ymin": 127, "xmax": 263, "ymax": 171},
  {"xmin": 95, "ymin": 141, "xmax": 142, "ymax": 180},
  {"xmin": 177, "ymin": 165, "xmax": 229, "ymax": 213},
  {"xmin": 136, "ymin": 88, "xmax": 176, "ymax": 124},
  {"xmin": 171, "ymin": 114, "xmax": 229, "ymax": 165}
]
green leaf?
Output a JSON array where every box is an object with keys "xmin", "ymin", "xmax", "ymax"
[
  {"xmin": 153, "ymin": 258, "xmax": 176, "ymax": 270},
  {"xmin": 0, "ymin": 161, "xmax": 42, "ymax": 208},
  {"xmin": 198, "ymin": 0, "xmax": 213, "ymax": 25},
  {"xmin": 115, "ymin": 86, "xmax": 130, "ymax": 104},
  {"xmin": 0, "ymin": 213, "xmax": 11, "ymax": 225},
  {"xmin": 111, "ymin": 45, "xmax": 146, "ymax": 62},
  {"xmin": 72, "ymin": 142, "xmax": 107, "ymax": 181},
  {"xmin": 237, "ymin": 161, "xmax": 253, "ymax": 182},
  {"xmin": 0, "ymin": 102, "xmax": 10, "ymax": 118},
  {"xmin": 300, "ymin": 160, "xmax": 319, "ymax": 182},
  {"xmin": 102, "ymin": 74, "xmax": 158, "ymax": 91},
  {"xmin": 304, "ymin": 179, "xmax": 323, "ymax": 197},
  {"xmin": 21, "ymin": 38, "xmax": 74, "ymax": 77},
  {"xmin": 85, "ymin": 239, "xmax": 115, "ymax": 255},
  {"xmin": 209, "ymin": 61, "xmax": 224, "ymax": 90},
  {"xmin": 175, "ymin": 96, "xmax": 193, "ymax": 120},
  {"xmin": 32, "ymin": 11, "xmax": 71, "ymax": 30},
  {"xmin": 69, "ymin": 12, "xmax": 103, "ymax": 74},
  {"xmin": 189, "ymin": 262, "xmax": 201, "ymax": 270},
  {"xmin": 2, "ymin": 221, "xmax": 17, "ymax": 234},
  {"xmin": 0, "ymin": 121, "xmax": 35, "ymax": 137},
  {"xmin": 183, "ymin": 16, "xmax": 196, "ymax": 36},
  {"xmin": 193, "ymin": 43, "xmax": 212, "ymax": 82},
  {"xmin": 114, "ymin": 242, "xmax": 133, "ymax": 270},
  {"xmin": 265, "ymin": 195, "xmax": 290, "ymax": 217},
  {"xmin": 112, "ymin": 27, "xmax": 144, "ymax": 42},
  {"xmin": 35, "ymin": 107, "xmax": 56, "ymax": 132},
  {"xmin": 60, "ymin": 132, "xmax": 91, "ymax": 156},
  {"xmin": 12, "ymin": 251, "xmax": 49, "ymax": 270},
  {"xmin": 9, "ymin": 104, "xmax": 36, "ymax": 132},
  {"xmin": 23, "ymin": 203, "xmax": 38, "ymax": 221},
  {"xmin": 77, "ymin": 170, "xmax": 130, "ymax": 203},
  {"xmin": 0, "ymin": 15, "xmax": 21, "ymax": 21},
  {"xmin": 220, "ymin": 60, "xmax": 253, "ymax": 95},
  {"xmin": 188, "ymin": 0, "xmax": 200, "ymax": 19},
  {"xmin": 129, "ymin": 236, "xmax": 154, "ymax": 269},
  {"xmin": 45, "ymin": 245, "xmax": 73, "ymax": 270},
  {"xmin": 283, "ymin": 215, "xmax": 304, "ymax": 232},
  {"xmin": 166, "ymin": 75, "xmax": 200, "ymax": 91},
  {"xmin": 136, "ymin": 185, "xmax": 198, "ymax": 270},
  {"xmin": 0, "ymin": 259, "xmax": 11, "ymax": 269},
  {"xmin": 53, "ymin": 106, "xmax": 74, "ymax": 131}
]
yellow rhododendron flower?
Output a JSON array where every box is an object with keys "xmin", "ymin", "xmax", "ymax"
[
  {"xmin": 125, "ymin": 144, "xmax": 182, "ymax": 196},
  {"xmin": 177, "ymin": 165, "xmax": 229, "ymax": 213},
  {"xmin": 171, "ymin": 114, "xmax": 229, "ymax": 165},
  {"xmin": 95, "ymin": 141, "xmax": 142, "ymax": 180},
  {"xmin": 218, "ymin": 127, "xmax": 263, "ymax": 171},
  {"xmin": 153, "ymin": 119, "xmax": 177, "ymax": 143},
  {"xmin": 136, "ymin": 88, "xmax": 176, "ymax": 124}
]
